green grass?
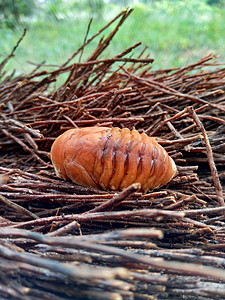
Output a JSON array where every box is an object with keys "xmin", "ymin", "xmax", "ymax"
[{"xmin": 1, "ymin": 0, "xmax": 225, "ymax": 75}]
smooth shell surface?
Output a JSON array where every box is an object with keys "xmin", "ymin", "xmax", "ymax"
[{"xmin": 50, "ymin": 127, "xmax": 177, "ymax": 192}]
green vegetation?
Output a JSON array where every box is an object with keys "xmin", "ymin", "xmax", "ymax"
[{"xmin": 1, "ymin": 0, "xmax": 225, "ymax": 74}]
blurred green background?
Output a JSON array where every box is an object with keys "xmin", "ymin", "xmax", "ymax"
[{"xmin": 1, "ymin": 0, "xmax": 224, "ymax": 74}]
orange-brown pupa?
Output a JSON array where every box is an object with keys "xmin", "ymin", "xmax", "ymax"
[{"xmin": 50, "ymin": 127, "xmax": 177, "ymax": 192}]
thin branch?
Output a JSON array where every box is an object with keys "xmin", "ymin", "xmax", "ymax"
[{"xmin": 187, "ymin": 106, "xmax": 224, "ymax": 206}]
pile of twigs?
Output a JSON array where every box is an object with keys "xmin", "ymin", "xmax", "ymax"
[{"xmin": 1, "ymin": 9, "xmax": 225, "ymax": 299}]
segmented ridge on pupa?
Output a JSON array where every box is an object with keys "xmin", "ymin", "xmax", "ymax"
[{"xmin": 93, "ymin": 127, "xmax": 169, "ymax": 191}]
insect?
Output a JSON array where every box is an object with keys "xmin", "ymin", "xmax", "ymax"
[{"xmin": 50, "ymin": 127, "xmax": 177, "ymax": 192}]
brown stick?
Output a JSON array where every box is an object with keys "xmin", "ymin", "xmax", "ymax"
[
  {"xmin": 187, "ymin": 106, "xmax": 224, "ymax": 206},
  {"xmin": 8, "ymin": 209, "xmax": 185, "ymax": 229},
  {"xmin": 83, "ymin": 183, "xmax": 141, "ymax": 214},
  {"xmin": 46, "ymin": 220, "xmax": 82, "ymax": 237},
  {"xmin": 0, "ymin": 195, "xmax": 38, "ymax": 220}
]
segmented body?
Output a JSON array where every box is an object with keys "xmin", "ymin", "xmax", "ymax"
[{"xmin": 50, "ymin": 127, "xmax": 177, "ymax": 192}]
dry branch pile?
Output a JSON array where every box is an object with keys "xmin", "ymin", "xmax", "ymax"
[{"xmin": 1, "ymin": 9, "xmax": 225, "ymax": 300}]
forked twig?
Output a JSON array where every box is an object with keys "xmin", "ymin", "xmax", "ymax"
[{"xmin": 0, "ymin": 28, "xmax": 27, "ymax": 74}]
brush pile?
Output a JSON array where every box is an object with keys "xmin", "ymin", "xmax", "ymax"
[{"xmin": 1, "ymin": 9, "xmax": 225, "ymax": 300}]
